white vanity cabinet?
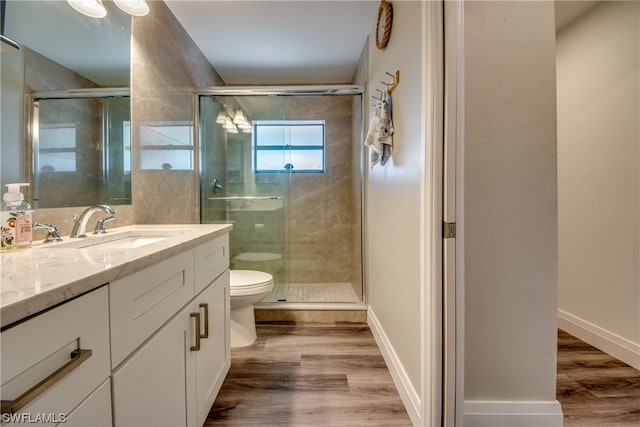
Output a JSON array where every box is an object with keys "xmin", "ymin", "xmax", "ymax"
[
  {"xmin": 111, "ymin": 301, "xmax": 196, "ymax": 426},
  {"xmin": 192, "ymin": 270, "xmax": 230, "ymax": 426},
  {"xmin": 111, "ymin": 234, "xmax": 230, "ymax": 427},
  {"xmin": 0, "ymin": 286, "xmax": 111, "ymax": 427}
]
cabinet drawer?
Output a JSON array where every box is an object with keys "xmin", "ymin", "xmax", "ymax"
[
  {"xmin": 110, "ymin": 250, "xmax": 195, "ymax": 368},
  {"xmin": 0, "ymin": 287, "xmax": 110, "ymax": 424},
  {"xmin": 194, "ymin": 234, "xmax": 229, "ymax": 294}
]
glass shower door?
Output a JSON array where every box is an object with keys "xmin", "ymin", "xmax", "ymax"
[
  {"xmin": 199, "ymin": 91, "xmax": 364, "ymax": 305},
  {"xmin": 199, "ymin": 95, "xmax": 287, "ymax": 285}
]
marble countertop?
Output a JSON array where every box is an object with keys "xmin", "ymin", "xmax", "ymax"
[{"xmin": 0, "ymin": 224, "xmax": 232, "ymax": 329}]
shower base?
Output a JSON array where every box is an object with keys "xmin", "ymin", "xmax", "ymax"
[{"xmin": 261, "ymin": 282, "xmax": 360, "ymax": 304}]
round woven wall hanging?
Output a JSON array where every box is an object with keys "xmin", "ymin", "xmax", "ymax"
[{"xmin": 375, "ymin": 1, "xmax": 393, "ymax": 50}]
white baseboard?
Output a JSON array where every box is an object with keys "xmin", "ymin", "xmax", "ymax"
[
  {"xmin": 367, "ymin": 307, "xmax": 422, "ymax": 426},
  {"xmin": 464, "ymin": 400, "xmax": 563, "ymax": 427},
  {"xmin": 558, "ymin": 309, "xmax": 640, "ymax": 370}
]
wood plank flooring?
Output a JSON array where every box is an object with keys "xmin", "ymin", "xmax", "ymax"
[
  {"xmin": 557, "ymin": 329, "xmax": 640, "ymax": 426},
  {"xmin": 208, "ymin": 325, "xmax": 640, "ymax": 426},
  {"xmin": 205, "ymin": 322, "xmax": 412, "ymax": 426}
]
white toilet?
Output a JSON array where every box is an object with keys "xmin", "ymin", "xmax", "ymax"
[{"xmin": 229, "ymin": 270, "xmax": 274, "ymax": 347}]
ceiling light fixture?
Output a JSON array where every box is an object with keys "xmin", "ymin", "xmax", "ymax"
[
  {"xmin": 113, "ymin": 0, "xmax": 149, "ymax": 16},
  {"xmin": 67, "ymin": 0, "xmax": 107, "ymax": 18}
]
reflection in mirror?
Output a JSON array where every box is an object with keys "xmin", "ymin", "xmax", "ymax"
[
  {"xmin": 31, "ymin": 90, "xmax": 131, "ymax": 208},
  {"xmin": 0, "ymin": 0, "xmax": 131, "ymax": 207}
]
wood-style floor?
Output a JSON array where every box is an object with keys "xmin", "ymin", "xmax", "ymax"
[
  {"xmin": 557, "ymin": 329, "xmax": 640, "ymax": 426},
  {"xmin": 205, "ymin": 322, "xmax": 412, "ymax": 426},
  {"xmin": 207, "ymin": 325, "xmax": 640, "ymax": 426}
]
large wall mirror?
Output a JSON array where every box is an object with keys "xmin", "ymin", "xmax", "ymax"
[{"xmin": 0, "ymin": 0, "xmax": 131, "ymax": 208}]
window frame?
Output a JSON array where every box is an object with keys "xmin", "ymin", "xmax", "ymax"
[{"xmin": 253, "ymin": 120, "xmax": 325, "ymax": 174}]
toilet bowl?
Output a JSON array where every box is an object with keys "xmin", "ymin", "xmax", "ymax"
[{"xmin": 230, "ymin": 270, "xmax": 274, "ymax": 347}]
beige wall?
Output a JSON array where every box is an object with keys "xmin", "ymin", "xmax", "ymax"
[
  {"xmin": 131, "ymin": 0, "xmax": 223, "ymax": 224},
  {"xmin": 366, "ymin": 0, "xmax": 424, "ymax": 395},
  {"xmin": 463, "ymin": 0, "xmax": 559, "ymax": 410},
  {"xmin": 557, "ymin": 0, "xmax": 640, "ymax": 368}
]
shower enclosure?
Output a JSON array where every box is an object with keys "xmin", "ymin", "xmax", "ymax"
[
  {"xmin": 30, "ymin": 89, "xmax": 131, "ymax": 208},
  {"xmin": 198, "ymin": 87, "xmax": 364, "ymax": 307}
]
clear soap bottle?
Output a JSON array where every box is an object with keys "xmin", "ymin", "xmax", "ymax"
[{"xmin": 1, "ymin": 183, "xmax": 33, "ymax": 250}]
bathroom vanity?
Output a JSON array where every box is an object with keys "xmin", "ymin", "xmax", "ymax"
[{"xmin": 0, "ymin": 224, "xmax": 232, "ymax": 426}]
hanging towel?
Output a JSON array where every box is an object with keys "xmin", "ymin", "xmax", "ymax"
[
  {"xmin": 364, "ymin": 89, "xmax": 394, "ymax": 167},
  {"xmin": 377, "ymin": 88, "xmax": 394, "ymax": 166}
]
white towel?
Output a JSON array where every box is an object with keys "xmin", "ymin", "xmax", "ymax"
[{"xmin": 364, "ymin": 89, "xmax": 394, "ymax": 167}]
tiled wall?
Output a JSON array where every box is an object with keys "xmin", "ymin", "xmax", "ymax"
[
  {"xmin": 284, "ymin": 95, "xmax": 359, "ymax": 284},
  {"xmin": 131, "ymin": 0, "xmax": 223, "ymax": 224}
]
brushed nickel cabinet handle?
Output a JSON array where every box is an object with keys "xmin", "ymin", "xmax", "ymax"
[
  {"xmin": 199, "ymin": 303, "xmax": 209, "ymax": 339},
  {"xmin": 1, "ymin": 349, "xmax": 92, "ymax": 415},
  {"xmin": 190, "ymin": 312, "xmax": 201, "ymax": 351}
]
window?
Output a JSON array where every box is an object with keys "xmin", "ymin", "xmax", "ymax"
[
  {"xmin": 38, "ymin": 124, "xmax": 77, "ymax": 172},
  {"xmin": 123, "ymin": 121, "xmax": 131, "ymax": 174},
  {"xmin": 139, "ymin": 123, "xmax": 194, "ymax": 170},
  {"xmin": 254, "ymin": 120, "xmax": 325, "ymax": 173}
]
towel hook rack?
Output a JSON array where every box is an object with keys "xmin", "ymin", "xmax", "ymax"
[{"xmin": 386, "ymin": 70, "xmax": 400, "ymax": 93}]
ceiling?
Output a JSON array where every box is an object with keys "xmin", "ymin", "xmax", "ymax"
[
  {"xmin": 5, "ymin": 0, "xmax": 131, "ymax": 86},
  {"xmin": 5, "ymin": 1, "xmax": 597, "ymax": 88},
  {"xmin": 164, "ymin": 0, "xmax": 379, "ymax": 85}
]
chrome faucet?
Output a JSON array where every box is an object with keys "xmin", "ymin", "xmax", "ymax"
[
  {"xmin": 33, "ymin": 223, "xmax": 63, "ymax": 243},
  {"xmin": 70, "ymin": 205, "xmax": 116, "ymax": 238}
]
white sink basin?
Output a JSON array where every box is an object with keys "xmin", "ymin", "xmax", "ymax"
[{"xmin": 45, "ymin": 231, "xmax": 172, "ymax": 249}]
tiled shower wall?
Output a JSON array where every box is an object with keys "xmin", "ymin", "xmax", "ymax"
[
  {"xmin": 284, "ymin": 96, "xmax": 360, "ymax": 286},
  {"xmin": 131, "ymin": 1, "xmax": 223, "ymax": 224}
]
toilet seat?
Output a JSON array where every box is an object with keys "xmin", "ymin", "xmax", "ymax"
[{"xmin": 230, "ymin": 270, "xmax": 274, "ymax": 296}]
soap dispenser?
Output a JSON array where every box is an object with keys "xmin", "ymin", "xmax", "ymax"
[{"xmin": 1, "ymin": 183, "xmax": 33, "ymax": 250}]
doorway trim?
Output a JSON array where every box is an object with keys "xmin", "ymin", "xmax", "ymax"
[
  {"xmin": 442, "ymin": 0, "xmax": 465, "ymax": 425},
  {"xmin": 421, "ymin": 0, "xmax": 447, "ymax": 425}
]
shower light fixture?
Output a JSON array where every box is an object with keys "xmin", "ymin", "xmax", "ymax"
[
  {"xmin": 67, "ymin": 0, "xmax": 107, "ymax": 18},
  {"xmin": 217, "ymin": 108, "xmax": 251, "ymax": 134},
  {"xmin": 233, "ymin": 109, "xmax": 252, "ymax": 132},
  {"xmin": 113, "ymin": 0, "xmax": 149, "ymax": 16},
  {"xmin": 215, "ymin": 111, "xmax": 228, "ymax": 124},
  {"xmin": 233, "ymin": 110, "xmax": 246, "ymax": 125},
  {"xmin": 223, "ymin": 117, "xmax": 239, "ymax": 133}
]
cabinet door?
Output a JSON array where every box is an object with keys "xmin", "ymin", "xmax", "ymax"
[
  {"xmin": 112, "ymin": 306, "xmax": 197, "ymax": 427},
  {"xmin": 194, "ymin": 270, "xmax": 230, "ymax": 426},
  {"xmin": 63, "ymin": 379, "xmax": 112, "ymax": 427}
]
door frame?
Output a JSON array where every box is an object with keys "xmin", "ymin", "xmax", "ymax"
[
  {"xmin": 441, "ymin": 0, "xmax": 465, "ymax": 425},
  {"xmin": 422, "ymin": 0, "xmax": 447, "ymax": 425}
]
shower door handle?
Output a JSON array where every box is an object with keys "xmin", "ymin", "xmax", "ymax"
[{"xmin": 210, "ymin": 178, "xmax": 223, "ymax": 194}]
